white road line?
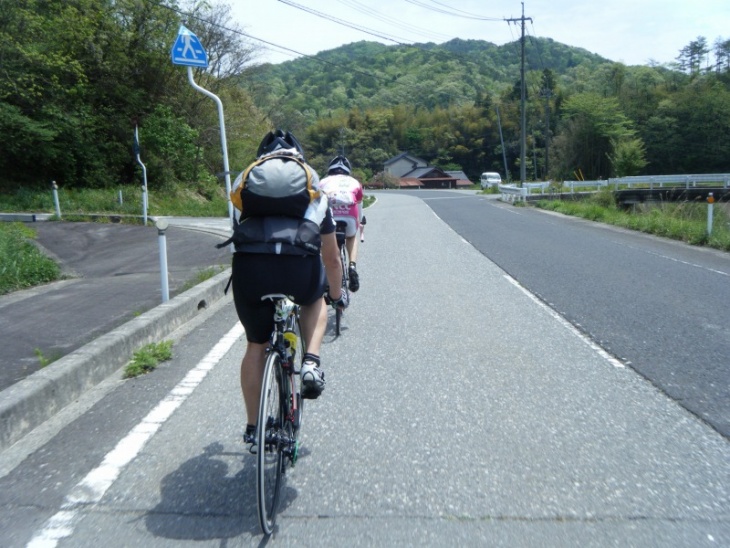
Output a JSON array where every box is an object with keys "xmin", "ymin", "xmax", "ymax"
[
  {"xmin": 26, "ymin": 322, "xmax": 243, "ymax": 548},
  {"xmin": 632, "ymin": 246, "xmax": 729, "ymax": 277},
  {"xmin": 504, "ymin": 275, "xmax": 626, "ymax": 369}
]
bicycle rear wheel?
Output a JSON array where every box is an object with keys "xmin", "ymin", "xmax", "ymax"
[
  {"xmin": 335, "ymin": 244, "xmax": 350, "ymax": 336},
  {"xmin": 257, "ymin": 352, "xmax": 285, "ymax": 535}
]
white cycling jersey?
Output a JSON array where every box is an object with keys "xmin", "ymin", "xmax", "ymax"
[{"xmin": 319, "ymin": 174, "xmax": 363, "ymax": 237}]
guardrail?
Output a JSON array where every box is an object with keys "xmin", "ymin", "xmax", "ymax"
[
  {"xmin": 498, "ymin": 184, "xmax": 527, "ymax": 203},
  {"xmin": 524, "ymin": 182, "xmax": 551, "ymax": 193},
  {"xmin": 609, "ymin": 174, "xmax": 730, "ymax": 190},
  {"xmin": 564, "ymin": 180, "xmax": 609, "ymax": 193},
  {"xmin": 498, "ymin": 182, "xmax": 553, "ymax": 202}
]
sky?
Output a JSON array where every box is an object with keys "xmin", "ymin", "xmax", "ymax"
[{"xmin": 229, "ymin": 0, "xmax": 730, "ymax": 67}]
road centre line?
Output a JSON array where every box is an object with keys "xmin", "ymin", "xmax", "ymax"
[
  {"xmin": 27, "ymin": 322, "xmax": 243, "ymax": 548},
  {"xmin": 504, "ymin": 275, "xmax": 625, "ymax": 369}
]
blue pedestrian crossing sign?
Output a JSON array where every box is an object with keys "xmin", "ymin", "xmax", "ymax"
[{"xmin": 171, "ymin": 25, "xmax": 208, "ymax": 68}]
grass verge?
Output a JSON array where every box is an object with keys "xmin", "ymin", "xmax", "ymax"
[
  {"xmin": 0, "ymin": 223, "xmax": 62, "ymax": 294},
  {"xmin": 534, "ymin": 191, "xmax": 730, "ymax": 251}
]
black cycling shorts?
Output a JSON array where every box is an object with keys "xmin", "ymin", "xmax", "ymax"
[{"xmin": 231, "ymin": 252, "xmax": 326, "ymax": 343}]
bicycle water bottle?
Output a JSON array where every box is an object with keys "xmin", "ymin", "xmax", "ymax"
[{"xmin": 283, "ymin": 329, "xmax": 298, "ymax": 363}]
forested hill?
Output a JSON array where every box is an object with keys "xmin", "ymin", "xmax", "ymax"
[
  {"xmin": 2, "ymin": 0, "xmax": 726, "ymax": 192},
  {"xmin": 244, "ymin": 37, "xmax": 611, "ymax": 113}
]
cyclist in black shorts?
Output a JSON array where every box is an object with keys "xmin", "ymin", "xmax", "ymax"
[{"xmin": 227, "ymin": 130, "xmax": 347, "ymax": 449}]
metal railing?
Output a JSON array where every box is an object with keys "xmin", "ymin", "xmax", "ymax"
[
  {"xmin": 498, "ymin": 182, "xmax": 552, "ymax": 202},
  {"xmin": 498, "ymin": 184, "xmax": 527, "ymax": 202},
  {"xmin": 564, "ymin": 180, "xmax": 609, "ymax": 193},
  {"xmin": 609, "ymin": 174, "xmax": 730, "ymax": 190}
]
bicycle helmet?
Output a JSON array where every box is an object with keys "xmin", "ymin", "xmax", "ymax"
[
  {"xmin": 327, "ymin": 155, "xmax": 352, "ymax": 176},
  {"xmin": 256, "ymin": 129, "xmax": 305, "ymax": 158}
]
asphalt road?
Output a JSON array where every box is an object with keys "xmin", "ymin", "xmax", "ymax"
[
  {"xmin": 409, "ymin": 190, "xmax": 730, "ymax": 438},
  {"xmin": 0, "ymin": 221, "xmax": 229, "ymax": 392},
  {"xmin": 1, "ymin": 193, "xmax": 728, "ymax": 546}
]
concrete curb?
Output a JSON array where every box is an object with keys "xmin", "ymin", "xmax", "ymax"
[{"xmin": 0, "ymin": 269, "xmax": 232, "ymax": 452}]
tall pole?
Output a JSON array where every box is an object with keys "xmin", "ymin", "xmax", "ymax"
[
  {"xmin": 134, "ymin": 125, "xmax": 148, "ymax": 225},
  {"xmin": 506, "ymin": 3, "xmax": 532, "ymax": 187},
  {"xmin": 520, "ymin": 6, "xmax": 526, "ymax": 186},
  {"xmin": 187, "ymin": 66, "xmax": 233, "ymax": 225}
]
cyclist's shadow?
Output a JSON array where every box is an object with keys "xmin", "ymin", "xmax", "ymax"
[{"xmin": 144, "ymin": 441, "xmax": 301, "ymax": 541}]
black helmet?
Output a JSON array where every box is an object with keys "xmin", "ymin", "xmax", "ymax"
[
  {"xmin": 256, "ymin": 129, "xmax": 304, "ymax": 158},
  {"xmin": 328, "ymin": 155, "xmax": 352, "ymax": 175}
]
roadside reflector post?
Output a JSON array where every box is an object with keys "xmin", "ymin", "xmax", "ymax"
[
  {"xmin": 707, "ymin": 193, "xmax": 715, "ymax": 236},
  {"xmin": 51, "ymin": 181, "xmax": 61, "ymax": 219},
  {"xmin": 156, "ymin": 218, "xmax": 170, "ymax": 303}
]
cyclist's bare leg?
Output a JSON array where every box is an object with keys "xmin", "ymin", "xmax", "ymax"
[
  {"xmin": 322, "ymin": 231, "xmax": 343, "ymax": 292},
  {"xmin": 299, "ymin": 297, "xmax": 326, "ymax": 356},
  {"xmin": 345, "ymin": 233, "xmax": 359, "ymax": 264},
  {"xmin": 241, "ymin": 342, "xmax": 267, "ymax": 426}
]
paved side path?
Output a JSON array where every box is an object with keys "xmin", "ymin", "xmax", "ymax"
[{"xmin": 0, "ymin": 220, "xmax": 230, "ymax": 392}]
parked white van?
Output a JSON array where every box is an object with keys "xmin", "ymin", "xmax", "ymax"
[{"xmin": 480, "ymin": 172, "xmax": 502, "ymax": 189}]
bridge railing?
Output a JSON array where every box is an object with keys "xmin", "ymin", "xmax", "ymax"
[
  {"xmin": 564, "ymin": 180, "xmax": 609, "ymax": 193},
  {"xmin": 609, "ymin": 174, "xmax": 730, "ymax": 190}
]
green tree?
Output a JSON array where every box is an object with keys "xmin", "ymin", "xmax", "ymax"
[
  {"xmin": 608, "ymin": 137, "xmax": 647, "ymax": 176},
  {"xmin": 550, "ymin": 93, "xmax": 636, "ymax": 179},
  {"xmin": 0, "ymin": 0, "xmax": 263, "ymax": 191}
]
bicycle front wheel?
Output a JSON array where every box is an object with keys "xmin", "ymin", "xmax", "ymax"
[{"xmin": 257, "ymin": 352, "xmax": 285, "ymax": 535}]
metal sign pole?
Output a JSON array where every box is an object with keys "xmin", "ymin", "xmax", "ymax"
[
  {"xmin": 134, "ymin": 125, "xmax": 148, "ymax": 225},
  {"xmin": 186, "ymin": 66, "xmax": 233, "ymax": 225},
  {"xmin": 170, "ymin": 25, "xmax": 233, "ymax": 227}
]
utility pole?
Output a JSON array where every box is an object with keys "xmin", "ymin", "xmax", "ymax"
[{"xmin": 506, "ymin": 3, "xmax": 532, "ymax": 187}]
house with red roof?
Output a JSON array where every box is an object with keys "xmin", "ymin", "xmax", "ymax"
[{"xmin": 380, "ymin": 152, "xmax": 472, "ymax": 189}]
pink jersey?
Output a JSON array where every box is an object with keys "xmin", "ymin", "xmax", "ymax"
[{"xmin": 319, "ymin": 174, "xmax": 363, "ymax": 218}]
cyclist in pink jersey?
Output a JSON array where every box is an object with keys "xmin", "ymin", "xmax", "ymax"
[{"xmin": 318, "ymin": 155, "xmax": 363, "ymax": 292}]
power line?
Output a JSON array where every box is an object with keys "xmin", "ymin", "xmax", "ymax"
[
  {"xmin": 404, "ymin": 0, "xmax": 503, "ymax": 21},
  {"xmin": 278, "ymin": 0, "xmax": 413, "ymax": 47},
  {"xmin": 337, "ymin": 0, "xmax": 453, "ymax": 42}
]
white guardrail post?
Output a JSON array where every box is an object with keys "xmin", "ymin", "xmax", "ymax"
[{"xmin": 156, "ymin": 219, "xmax": 170, "ymax": 303}]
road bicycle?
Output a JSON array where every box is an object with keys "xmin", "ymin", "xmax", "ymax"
[
  {"xmin": 334, "ymin": 220, "xmax": 350, "ymax": 336},
  {"xmin": 256, "ymin": 294, "xmax": 305, "ymax": 535}
]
